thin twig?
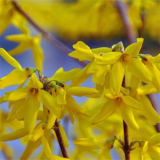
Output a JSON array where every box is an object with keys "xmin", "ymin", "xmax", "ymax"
[
  {"xmin": 11, "ymin": 1, "xmax": 86, "ymax": 67},
  {"xmin": 122, "ymin": 77, "xmax": 130, "ymax": 160},
  {"xmin": 54, "ymin": 120, "xmax": 69, "ymax": 158},
  {"xmin": 115, "ymin": 0, "xmax": 137, "ymax": 43}
]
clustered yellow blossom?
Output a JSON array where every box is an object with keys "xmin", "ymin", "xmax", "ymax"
[{"xmin": 0, "ymin": 36, "xmax": 160, "ymax": 159}]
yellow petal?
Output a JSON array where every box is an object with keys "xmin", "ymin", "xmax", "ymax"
[
  {"xmin": 110, "ymin": 61, "xmax": 124, "ymax": 95},
  {"xmin": 27, "ymin": 73, "xmax": 43, "ymax": 89},
  {"xmin": 121, "ymin": 105, "xmax": 139, "ymax": 130},
  {"xmin": 148, "ymin": 146, "xmax": 160, "ymax": 160},
  {"xmin": 56, "ymin": 87, "xmax": 67, "ymax": 105},
  {"xmin": 8, "ymin": 43, "xmax": 30, "ymax": 56},
  {"xmin": 7, "ymin": 87, "xmax": 28, "ymax": 101},
  {"xmin": 66, "ymin": 95, "xmax": 90, "ymax": 117},
  {"xmin": 127, "ymin": 58, "xmax": 152, "ymax": 83},
  {"xmin": 59, "ymin": 124, "xmax": 69, "ymax": 148},
  {"xmin": 50, "ymin": 68, "xmax": 81, "ymax": 82},
  {"xmin": 71, "ymin": 64, "xmax": 91, "ymax": 86},
  {"xmin": 148, "ymin": 133, "xmax": 160, "ymax": 145},
  {"xmin": 91, "ymin": 47, "xmax": 112, "ymax": 54},
  {"xmin": 20, "ymin": 139, "xmax": 41, "ymax": 160},
  {"xmin": 137, "ymin": 95, "xmax": 160, "ymax": 125},
  {"xmin": 39, "ymin": 90, "xmax": 61, "ymax": 117},
  {"xmin": 32, "ymin": 37, "xmax": 44, "ymax": 71},
  {"xmin": 29, "ymin": 124, "xmax": 44, "ymax": 141},
  {"xmin": 67, "ymin": 87, "xmax": 99, "ymax": 97},
  {"xmin": 0, "ymin": 128, "xmax": 28, "ymax": 141},
  {"xmin": 124, "ymin": 38, "xmax": 144, "ymax": 57},
  {"xmin": 92, "ymin": 100, "xmax": 116, "ymax": 125},
  {"xmin": 122, "ymin": 96, "xmax": 142, "ymax": 110},
  {"xmin": 98, "ymin": 145, "xmax": 112, "ymax": 160},
  {"xmin": 24, "ymin": 96, "xmax": 40, "ymax": 132},
  {"xmin": 0, "ymin": 48, "xmax": 22, "ymax": 69},
  {"xmin": 137, "ymin": 84, "xmax": 157, "ymax": 95},
  {"xmin": 73, "ymin": 137, "xmax": 102, "ymax": 149},
  {"xmin": 6, "ymin": 34, "xmax": 30, "ymax": 42},
  {"xmin": 46, "ymin": 113, "xmax": 57, "ymax": 129},
  {"xmin": 65, "ymin": 104, "xmax": 75, "ymax": 124},
  {"xmin": 0, "ymin": 69, "xmax": 30, "ymax": 89},
  {"xmin": 96, "ymin": 52, "xmax": 122, "ymax": 65}
]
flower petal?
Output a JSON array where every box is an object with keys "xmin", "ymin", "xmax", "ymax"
[
  {"xmin": 39, "ymin": 90, "xmax": 61, "ymax": 117},
  {"xmin": 121, "ymin": 105, "xmax": 139, "ymax": 130},
  {"xmin": 110, "ymin": 61, "xmax": 124, "ymax": 95},
  {"xmin": 20, "ymin": 139, "xmax": 41, "ymax": 160},
  {"xmin": 0, "ymin": 128, "xmax": 28, "ymax": 141},
  {"xmin": 67, "ymin": 87, "xmax": 99, "ymax": 97},
  {"xmin": 27, "ymin": 73, "xmax": 43, "ymax": 89},
  {"xmin": 149, "ymin": 133, "xmax": 160, "ymax": 145},
  {"xmin": 51, "ymin": 67, "xmax": 81, "ymax": 82},
  {"xmin": 92, "ymin": 100, "xmax": 116, "ymax": 125},
  {"xmin": 0, "ymin": 48, "xmax": 22, "ymax": 69},
  {"xmin": 137, "ymin": 84, "xmax": 157, "ymax": 95},
  {"xmin": 46, "ymin": 113, "xmax": 57, "ymax": 129},
  {"xmin": 137, "ymin": 95, "xmax": 160, "ymax": 125},
  {"xmin": 0, "ymin": 69, "xmax": 30, "ymax": 89},
  {"xmin": 122, "ymin": 96, "xmax": 142, "ymax": 110},
  {"xmin": 127, "ymin": 58, "xmax": 152, "ymax": 83},
  {"xmin": 24, "ymin": 96, "xmax": 40, "ymax": 132},
  {"xmin": 124, "ymin": 38, "xmax": 144, "ymax": 57}
]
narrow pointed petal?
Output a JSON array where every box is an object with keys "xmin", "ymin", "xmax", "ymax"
[
  {"xmin": 71, "ymin": 64, "xmax": 91, "ymax": 86},
  {"xmin": 0, "ymin": 69, "xmax": 30, "ymax": 89},
  {"xmin": 59, "ymin": 124, "xmax": 69, "ymax": 148},
  {"xmin": 67, "ymin": 87, "xmax": 99, "ymax": 97},
  {"xmin": 39, "ymin": 90, "xmax": 61, "ymax": 117},
  {"xmin": 121, "ymin": 105, "xmax": 139, "ymax": 130},
  {"xmin": 148, "ymin": 146, "xmax": 160, "ymax": 160},
  {"xmin": 91, "ymin": 47, "xmax": 112, "ymax": 54},
  {"xmin": 127, "ymin": 58, "xmax": 152, "ymax": 83},
  {"xmin": 6, "ymin": 34, "xmax": 30, "ymax": 42},
  {"xmin": 24, "ymin": 96, "xmax": 40, "ymax": 132},
  {"xmin": 51, "ymin": 68, "xmax": 81, "ymax": 82},
  {"xmin": 122, "ymin": 96, "xmax": 142, "ymax": 110},
  {"xmin": 32, "ymin": 38, "xmax": 44, "ymax": 71},
  {"xmin": 46, "ymin": 113, "xmax": 57, "ymax": 129},
  {"xmin": 65, "ymin": 104, "xmax": 75, "ymax": 124},
  {"xmin": 92, "ymin": 100, "xmax": 116, "ymax": 125},
  {"xmin": 149, "ymin": 133, "xmax": 160, "ymax": 145},
  {"xmin": 0, "ymin": 48, "xmax": 22, "ymax": 69},
  {"xmin": 66, "ymin": 95, "xmax": 90, "ymax": 117},
  {"xmin": 27, "ymin": 73, "xmax": 43, "ymax": 89},
  {"xmin": 8, "ymin": 43, "xmax": 30, "ymax": 56},
  {"xmin": 98, "ymin": 145, "xmax": 112, "ymax": 160},
  {"xmin": 20, "ymin": 139, "xmax": 41, "ymax": 160},
  {"xmin": 96, "ymin": 52, "xmax": 122, "ymax": 65},
  {"xmin": 124, "ymin": 38, "xmax": 143, "ymax": 57},
  {"xmin": 73, "ymin": 137, "xmax": 102, "ymax": 149},
  {"xmin": 137, "ymin": 84, "xmax": 157, "ymax": 95},
  {"xmin": 7, "ymin": 87, "xmax": 28, "ymax": 101},
  {"xmin": 0, "ymin": 128, "xmax": 28, "ymax": 141},
  {"xmin": 137, "ymin": 95, "xmax": 160, "ymax": 125},
  {"xmin": 110, "ymin": 61, "xmax": 124, "ymax": 95},
  {"xmin": 56, "ymin": 88, "xmax": 67, "ymax": 105}
]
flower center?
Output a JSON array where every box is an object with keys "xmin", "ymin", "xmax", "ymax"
[
  {"xmin": 115, "ymin": 97, "xmax": 123, "ymax": 105},
  {"xmin": 120, "ymin": 54, "xmax": 131, "ymax": 63},
  {"xmin": 30, "ymin": 88, "xmax": 39, "ymax": 95}
]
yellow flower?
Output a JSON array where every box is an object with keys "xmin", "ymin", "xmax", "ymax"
[
  {"xmin": 0, "ymin": 48, "xmax": 36, "ymax": 89},
  {"xmin": 48, "ymin": 67, "xmax": 100, "ymax": 123},
  {"xmin": 21, "ymin": 122, "xmax": 69, "ymax": 160},
  {"xmin": 69, "ymin": 41, "xmax": 111, "ymax": 86},
  {"xmin": 92, "ymin": 89, "xmax": 142, "ymax": 130},
  {"xmin": 140, "ymin": 133, "xmax": 160, "ymax": 160},
  {"xmin": 6, "ymin": 34, "xmax": 44, "ymax": 71},
  {"xmin": 5, "ymin": 73, "xmax": 61, "ymax": 132}
]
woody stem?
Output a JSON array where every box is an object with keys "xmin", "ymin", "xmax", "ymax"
[{"xmin": 122, "ymin": 77, "xmax": 130, "ymax": 160}]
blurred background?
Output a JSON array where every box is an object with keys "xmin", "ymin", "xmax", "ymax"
[{"xmin": 0, "ymin": 0, "xmax": 160, "ymax": 159}]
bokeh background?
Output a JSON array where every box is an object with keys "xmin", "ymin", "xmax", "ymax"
[{"xmin": 0, "ymin": 0, "xmax": 160, "ymax": 159}]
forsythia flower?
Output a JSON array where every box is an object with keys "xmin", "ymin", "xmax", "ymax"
[
  {"xmin": 6, "ymin": 34, "xmax": 44, "ymax": 71},
  {"xmin": 140, "ymin": 133, "xmax": 160, "ymax": 160},
  {"xmin": 0, "ymin": 48, "xmax": 36, "ymax": 89},
  {"xmin": 92, "ymin": 89, "xmax": 142, "ymax": 130}
]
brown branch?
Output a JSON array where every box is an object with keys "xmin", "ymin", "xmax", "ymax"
[
  {"xmin": 122, "ymin": 77, "xmax": 130, "ymax": 160},
  {"xmin": 115, "ymin": 0, "xmax": 137, "ymax": 43},
  {"xmin": 54, "ymin": 119, "xmax": 69, "ymax": 158},
  {"xmin": 123, "ymin": 121, "xmax": 130, "ymax": 160},
  {"xmin": 11, "ymin": 1, "xmax": 86, "ymax": 67}
]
